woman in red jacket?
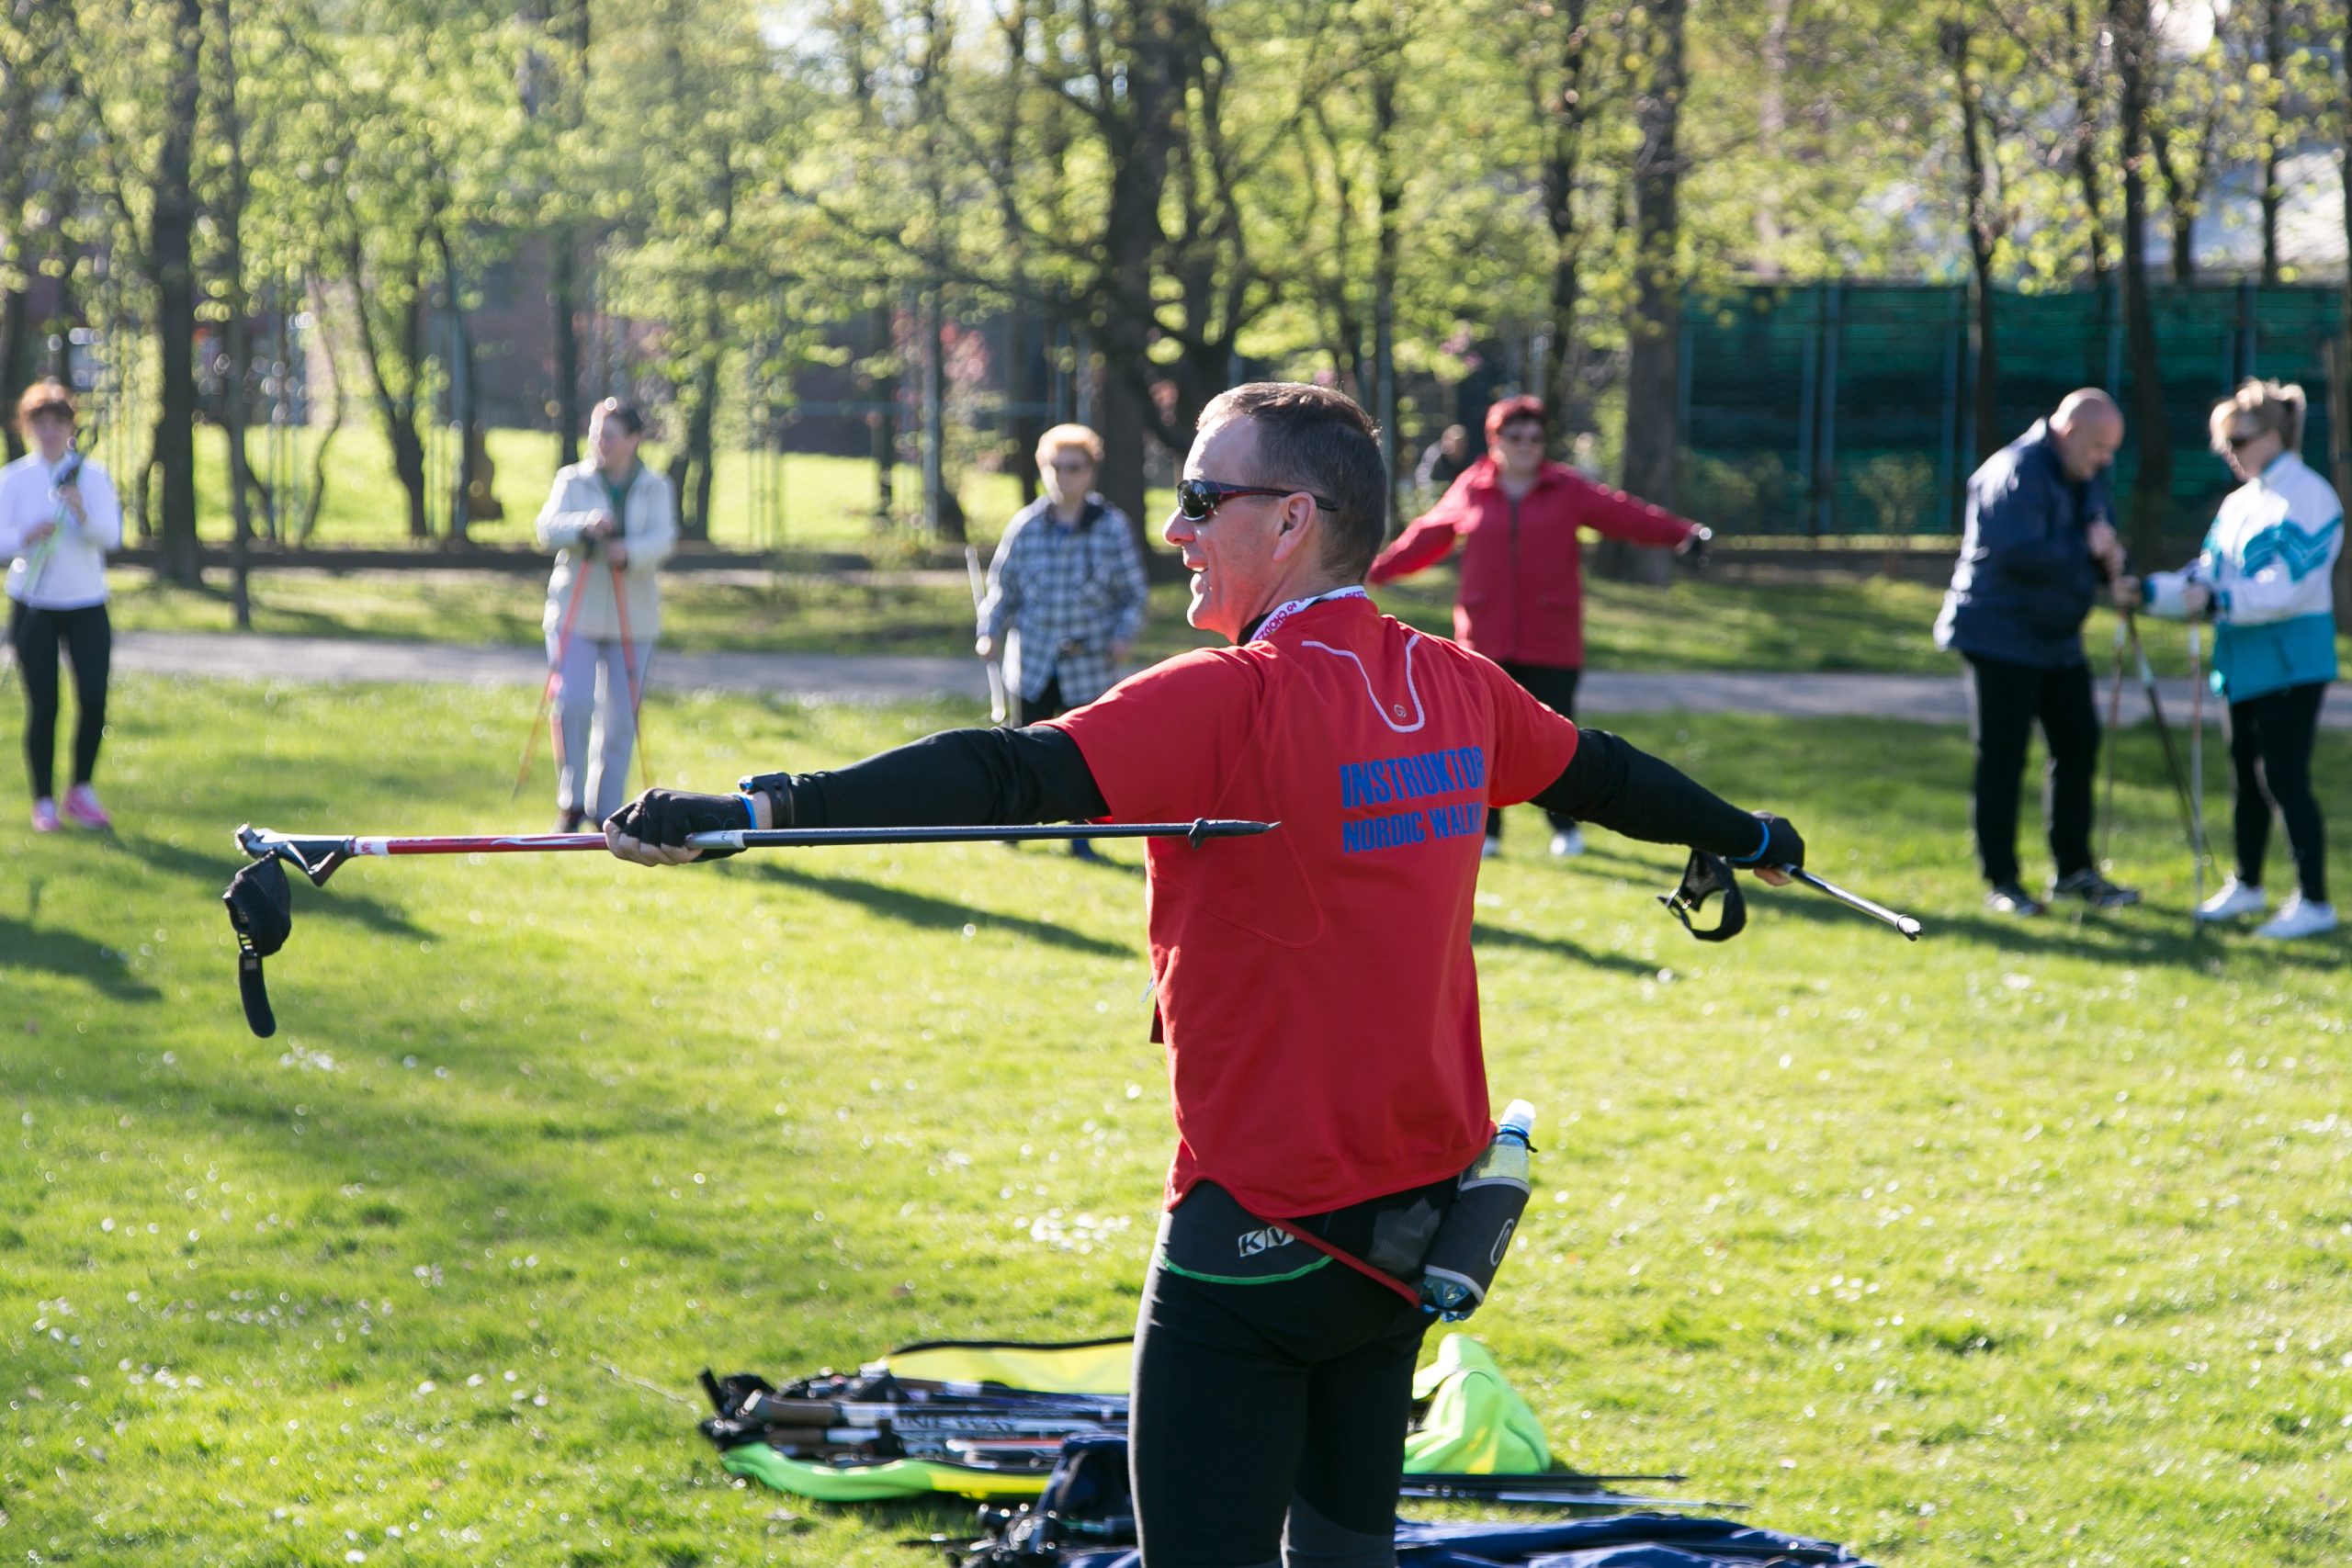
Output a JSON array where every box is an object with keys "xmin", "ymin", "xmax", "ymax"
[{"xmin": 1369, "ymin": 395, "xmax": 1708, "ymax": 858}]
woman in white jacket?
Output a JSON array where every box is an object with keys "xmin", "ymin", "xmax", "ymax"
[
  {"xmin": 2, "ymin": 380, "xmax": 124, "ymax": 833},
  {"xmin": 2122, "ymin": 379, "xmax": 2342, "ymax": 940},
  {"xmin": 534, "ymin": 399, "xmax": 677, "ymax": 829}
]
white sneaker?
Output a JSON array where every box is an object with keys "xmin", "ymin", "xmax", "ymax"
[
  {"xmin": 2255, "ymin": 896, "xmax": 2337, "ymax": 941},
  {"xmin": 1478, "ymin": 837, "xmax": 1501, "ymax": 860},
  {"xmin": 1549, "ymin": 827, "xmax": 1586, "ymax": 858},
  {"xmin": 2194, "ymin": 877, "xmax": 2267, "ymax": 923}
]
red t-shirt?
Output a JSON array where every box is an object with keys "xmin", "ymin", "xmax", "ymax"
[{"xmin": 1045, "ymin": 593, "xmax": 1581, "ymax": 1218}]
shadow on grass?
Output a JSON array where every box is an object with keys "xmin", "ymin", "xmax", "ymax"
[
  {"xmin": 0, "ymin": 909, "xmax": 160, "ymax": 1001},
  {"xmin": 1470, "ymin": 919, "xmax": 1665, "ymax": 979},
  {"xmin": 740, "ymin": 862, "xmax": 1135, "ymax": 958}
]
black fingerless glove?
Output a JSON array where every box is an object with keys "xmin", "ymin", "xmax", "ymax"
[
  {"xmin": 605, "ymin": 788, "xmax": 755, "ymax": 858},
  {"xmin": 1724, "ymin": 811, "xmax": 1804, "ymax": 873}
]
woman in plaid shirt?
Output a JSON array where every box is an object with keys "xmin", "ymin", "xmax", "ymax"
[{"xmin": 976, "ymin": 423, "xmax": 1149, "ymax": 858}]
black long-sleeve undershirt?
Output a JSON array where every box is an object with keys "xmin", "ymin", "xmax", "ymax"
[{"xmin": 776, "ymin": 725, "xmax": 1770, "ymax": 861}]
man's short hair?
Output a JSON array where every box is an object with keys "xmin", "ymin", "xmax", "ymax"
[
  {"xmin": 1197, "ymin": 382, "xmax": 1388, "ymax": 581},
  {"xmin": 1036, "ymin": 423, "xmax": 1104, "ymax": 467}
]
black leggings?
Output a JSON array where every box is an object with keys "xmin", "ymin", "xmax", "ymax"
[
  {"xmin": 2229, "ymin": 682, "xmax": 2328, "ymax": 904},
  {"xmin": 1131, "ymin": 1179, "xmax": 1451, "ymax": 1568},
  {"xmin": 1491, "ymin": 661, "xmax": 1581, "ymax": 838},
  {"xmin": 7, "ymin": 600, "xmax": 111, "ymax": 799},
  {"xmin": 1963, "ymin": 653, "xmax": 2098, "ymax": 886}
]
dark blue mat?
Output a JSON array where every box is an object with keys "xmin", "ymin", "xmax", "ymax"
[{"xmin": 1057, "ymin": 1511, "xmax": 1872, "ymax": 1567}]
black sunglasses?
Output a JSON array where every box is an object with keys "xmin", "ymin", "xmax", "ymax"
[
  {"xmin": 2225, "ymin": 429, "xmax": 2267, "ymax": 450},
  {"xmin": 1175, "ymin": 478, "xmax": 1338, "ymax": 522}
]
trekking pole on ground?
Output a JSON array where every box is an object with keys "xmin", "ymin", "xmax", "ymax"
[
  {"xmin": 965, "ymin": 544, "xmax": 1007, "ymax": 725},
  {"xmin": 2123, "ymin": 614, "xmax": 2200, "ymax": 854},
  {"xmin": 513, "ymin": 566, "xmax": 589, "ymax": 800},
  {"xmin": 2098, "ymin": 616, "xmax": 2127, "ymax": 874},
  {"xmin": 609, "ymin": 558, "xmax": 653, "ymax": 792}
]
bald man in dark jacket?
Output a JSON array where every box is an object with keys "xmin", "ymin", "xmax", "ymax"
[{"xmin": 1935, "ymin": 390, "xmax": 2141, "ymax": 916}]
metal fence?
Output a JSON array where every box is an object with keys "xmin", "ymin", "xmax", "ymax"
[{"xmin": 1679, "ymin": 280, "xmax": 2344, "ymax": 541}]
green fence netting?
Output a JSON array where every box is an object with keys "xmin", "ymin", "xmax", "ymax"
[{"xmin": 1679, "ymin": 280, "xmax": 2343, "ymax": 542}]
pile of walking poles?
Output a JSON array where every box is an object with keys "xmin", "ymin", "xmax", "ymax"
[{"xmin": 2100, "ymin": 611, "xmax": 2214, "ymax": 927}]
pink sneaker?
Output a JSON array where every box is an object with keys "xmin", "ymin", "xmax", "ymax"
[
  {"xmin": 62, "ymin": 784, "xmax": 112, "ymax": 830},
  {"xmin": 30, "ymin": 797, "xmax": 59, "ymax": 832}
]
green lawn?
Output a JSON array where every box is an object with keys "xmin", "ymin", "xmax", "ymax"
[
  {"xmin": 178, "ymin": 425, "xmax": 1035, "ymax": 554},
  {"xmin": 103, "ymin": 561, "xmax": 2338, "ymax": 682},
  {"xmin": 3, "ymin": 674, "xmax": 2348, "ymax": 1565}
]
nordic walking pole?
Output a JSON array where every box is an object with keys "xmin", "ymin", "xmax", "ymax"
[
  {"xmin": 2188, "ymin": 619, "xmax": 2208, "ymax": 923},
  {"xmin": 1784, "ymin": 867, "xmax": 1923, "ymax": 939},
  {"xmin": 513, "ymin": 562, "xmax": 589, "ymax": 800},
  {"xmin": 965, "ymin": 543, "xmax": 1007, "ymax": 725},
  {"xmin": 608, "ymin": 558, "xmax": 653, "ymax": 792},
  {"xmin": 2123, "ymin": 614, "xmax": 2200, "ymax": 852},
  {"xmin": 2098, "ymin": 615, "xmax": 2128, "ymax": 875}
]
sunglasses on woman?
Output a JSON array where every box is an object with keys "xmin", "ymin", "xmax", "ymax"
[
  {"xmin": 2225, "ymin": 428, "xmax": 2267, "ymax": 450},
  {"xmin": 1174, "ymin": 478, "xmax": 1338, "ymax": 521}
]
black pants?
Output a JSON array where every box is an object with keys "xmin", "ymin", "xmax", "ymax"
[
  {"xmin": 1131, "ymin": 1179, "xmax": 1451, "ymax": 1568},
  {"xmin": 8, "ymin": 600, "xmax": 111, "ymax": 800},
  {"xmin": 1490, "ymin": 661, "xmax": 1581, "ymax": 839},
  {"xmin": 1963, "ymin": 653, "xmax": 2098, "ymax": 887},
  {"xmin": 2229, "ymin": 682, "xmax": 2329, "ymax": 904}
]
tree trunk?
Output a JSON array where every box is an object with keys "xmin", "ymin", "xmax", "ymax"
[
  {"xmin": 2113, "ymin": 0, "xmax": 2171, "ymax": 553},
  {"xmin": 213, "ymin": 0, "xmax": 254, "ymax": 626},
  {"xmin": 552, "ymin": 234, "xmax": 582, "ymax": 466},
  {"xmin": 2337, "ymin": 3, "xmax": 2352, "ymax": 626},
  {"xmin": 2260, "ymin": 0, "xmax": 2285, "ymax": 286},
  {"xmin": 432, "ymin": 224, "xmax": 479, "ymax": 547},
  {"xmin": 866, "ymin": 301, "xmax": 898, "ymax": 518},
  {"xmin": 346, "ymin": 248, "xmax": 433, "ymax": 541},
  {"xmin": 0, "ymin": 286, "xmax": 29, "ymax": 463},
  {"xmin": 1371, "ymin": 56, "xmax": 1402, "ymax": 524},
  {"xmin": 150, "ymin": 0, "xmax": 205, "ymax": 586},
  {"xmin": 678, "ymin": 342, "xmax": 719, "ymax": 541},
  {"xmin": 1754, "ymin": 0, "xmax": 1792, "ymax": 279},
  {"xmin": 1605, "ymin": 0, "xmax": 1687, "ymax": 587},
  {"xmin": 1947, "ymin": 15, "xmax": 2003, "ymax": 460},
  {"xmin": 1539, "ymin": 0, "xmax": 1592, "ymax": 436},
  {"xmin": 2071, "ymin": 1, "xmax": 2109, "ymax": 284},
  {"xmin": 921, "ymin": 285, "xmax": 958, "ymax": 542}
]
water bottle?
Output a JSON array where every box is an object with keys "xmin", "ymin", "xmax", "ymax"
[{"xmin": 1417, "ymin": 1100, "xmax": 1535, "ymax": 1321}]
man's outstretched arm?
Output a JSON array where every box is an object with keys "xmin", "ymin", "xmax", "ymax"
[
  {"xmin": 1534, "ymin": 728, "xmax": 1803, "ymax": 880},
  {"xmin": 605, "ymin": 727, "xmax": 1108, "ymax": 864}
]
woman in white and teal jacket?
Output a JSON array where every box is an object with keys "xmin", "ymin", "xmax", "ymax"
[{"xmin": 2124, "ymin": 379, "xmax": 2341, "ymax": 940}]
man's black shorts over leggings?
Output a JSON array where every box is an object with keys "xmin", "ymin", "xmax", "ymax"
[{"xmin": 1130, "ymin": 1178, "xmax": 1453, "ymax": 1568}]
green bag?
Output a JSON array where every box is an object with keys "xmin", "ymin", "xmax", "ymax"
[{"xmin": 1401, "ymin": 1333, "xmax": 1553, "ymax": 1474}]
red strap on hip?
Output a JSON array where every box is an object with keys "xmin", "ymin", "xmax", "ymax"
[{"xmin": 1267, "ymin": 1218, "xmax": 1423, "ymax": 1308}]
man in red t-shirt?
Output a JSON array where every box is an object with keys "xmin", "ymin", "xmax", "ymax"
[{"xmin": 606, "ymin": 384, "xmax": 1802, "ymax": 1568}]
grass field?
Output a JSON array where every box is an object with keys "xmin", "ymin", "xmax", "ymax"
[
  {"xmin": 102, "ymin": 561, "xmax": 2337, "ymax": 682},
  {"xmin": 3, "ymin": 673, "xmax": 2348, "ymax": 1566},
  {"xmin": 177, "ymin": 425, "xmax": 1035, "ymax": 555}
]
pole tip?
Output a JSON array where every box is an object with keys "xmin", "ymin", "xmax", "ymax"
[{"xmin": 1897, "ymin": 917, "xmax": 1923, "ymax": 939}]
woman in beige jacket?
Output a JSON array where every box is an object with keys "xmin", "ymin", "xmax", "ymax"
[{"xmin": 535, "ymin": 399, "xmax": 677, "ymax": 829}]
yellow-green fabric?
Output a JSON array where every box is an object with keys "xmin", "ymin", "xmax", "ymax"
[
  {"xmin": 1401, "ymin": 1333, "xmax": 1552, "ymax": 1474},
  {"xmin": 880, "ymin": 1337, "xmax": 1131, "ymax": 1395},
  {"xmin": 722, "ymin": 1333, "xmax": 1553, "ymax": 1502},
  {"xmin": 719, "ymin": 1442, "xmax": 1052, "ymax": 1502}
]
